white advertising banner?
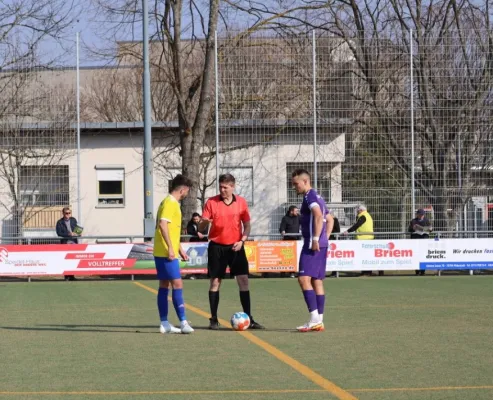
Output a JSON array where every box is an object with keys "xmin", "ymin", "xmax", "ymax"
[
  {"xmin": 418, "ymin": 238, "xmax": 493, "ymax": 270},
  {"xmin": 1, "ymin": 239, "xmax": 492, "ymax": 277},
  {"xmin": 320, "ymin": 239, "xmax": 493, "ymax": 271}
]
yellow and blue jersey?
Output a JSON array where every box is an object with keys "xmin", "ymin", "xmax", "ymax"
[{"xmin": 153, "ymin": 195, "xmax": 182, "ymax": 258}]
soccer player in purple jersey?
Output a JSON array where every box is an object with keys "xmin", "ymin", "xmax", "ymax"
[{"xmin": 291, "ymin": 169, "xmax": 334, "ymax": 332}]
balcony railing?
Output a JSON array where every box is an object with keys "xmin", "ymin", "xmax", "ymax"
[{"xmin": 22, "ymin": 206, "xmax": 63, "ymax": 229}]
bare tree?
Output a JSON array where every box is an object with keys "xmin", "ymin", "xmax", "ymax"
[
  {"xmin": 89, "ymin": 0, "xmax": 333, "ymax": 222},
  {"xmin": 274, "ymin": 0, "xmax": 493, "ymax": 231},
  {"xmin": 0, "ymin": 0, "xmax": 80, "ymax": 240},
  {"xmin": 81, "ymin": 66, "xmax": 176, "ymax": 122},
  {"xmin": 0, "ymin": 74, "xmax": 76, "ymax": 240}
]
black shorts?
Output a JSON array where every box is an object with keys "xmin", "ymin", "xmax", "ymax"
[{"xmin": 207, "ymin": 241, "xmax": 249, "ymax": 279}]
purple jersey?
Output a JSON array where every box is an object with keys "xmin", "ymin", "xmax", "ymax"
[{"xmin": 300, "ymin": 189, "xmax": 329, "ymax": 247}]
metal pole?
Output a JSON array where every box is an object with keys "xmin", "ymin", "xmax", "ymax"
[
  {"xmin": 76, "ymin": 32, "xmax": 81, "ymax": 224},
  {"xmin": 458, "ymin": 132, "xmax": 462, "ymax": 189},
  {"xmin": 142, "ymin": 0, "xmax": 154, "ymax": 236},
  {"xmin": 312, "ymin": 30, "xmax": 318, "ymax": 190},
  {"xmin": 458, "ymin": 127, "xmax": 463, "ymax": 232},
  {"xmin": 410, "ymin": 29, "xmax": 415, "ymax": 214},
  {"xmin": 214, "ymin": 30, "xmax": 220, "ymax": 192}
]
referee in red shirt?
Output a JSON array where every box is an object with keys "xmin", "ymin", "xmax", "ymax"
[{"xmin": 200, "ymin": 173, "xmax": 265, "ymax": 330}]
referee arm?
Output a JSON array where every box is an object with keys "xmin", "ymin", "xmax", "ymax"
[
  {"xmin": 198, "ymin": 218, "xmax": 210, "ymax": 233},
  {"xmin": 232, "ymin": 220, "xmax": 250, "ymax": 251}
]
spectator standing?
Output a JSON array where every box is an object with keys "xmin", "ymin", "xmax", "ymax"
[
  {"xmin": 329, "ymin": 212, "xmax": 341, "ymax": 241},
  {"xmin": 328, "ymin": 211, "xmax": 341, "ymax": 277},
  {"xmin": 55, "ymin": 207, "xmax": 79, "ymax": 281},
  {"xmin": 279, "ymin": 206, "xmax": 301, "ymax": 240},
  {"xmin": 186, "ymin": 213, "xmax": 208, "ymax": 242},
  {"xmin": 343, "ymin": 205, "xmax": 380, "ymax": 276},
  {"xmin": 409, "ymin": 208, "xmax": 432, "ymax": 276}
]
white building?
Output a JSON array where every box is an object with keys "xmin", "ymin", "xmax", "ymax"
[{"xmin": 0, "ymin": 121, "xmax": 345, "ymax": 240}]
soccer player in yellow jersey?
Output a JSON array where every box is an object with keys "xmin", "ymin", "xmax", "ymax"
[{"xmin": 154, "ymin": 174, "xmax": 194, "ymax": 334}]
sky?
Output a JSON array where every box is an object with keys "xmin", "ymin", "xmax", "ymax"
[{"xmin": 37, "ymin": 0, "xmax": 274, "ymax": 67}]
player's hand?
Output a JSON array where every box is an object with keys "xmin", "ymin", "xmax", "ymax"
[
  {"xmin": 311, "ymin": 241, "xmax": 320, "ymax": 252},
  {"xmin": 181, "ymin": 253, "xmax": 189, "ymax": 262},
  {"xmin": 197, "ymin": 232, "xmax": 204, "ymax": 239},
  {"xmin": 167, "ymin": 249, "xmax": 176, "ymax": 260},
  {"xmin": 232, "ymin": 241, "xmax": 243, "ymax": 252}
]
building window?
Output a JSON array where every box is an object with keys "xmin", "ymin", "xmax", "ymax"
[
  {"xmin": 220, "ymin": 166, "xmax": 254, "ymax": 205},
  {"xmin": 96, "ymin": 165, "xmax": 125, "ymax": 207},
  {"xmin": 286, "ymin": 162, "xmax": 332, "ymax": 206},
  {"xmin": 19, "ymin": 165, "xmax": 69, "ymax": 206}
]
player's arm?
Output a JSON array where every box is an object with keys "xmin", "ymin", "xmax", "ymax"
[
  {"xmin": 311, "ymin": 205, "xmax": 323, "ymax": 251},
  {"xmin": 159, "ymin": 219, "xmax": 175, "ymax": 260},
  {"xmin": 179, "ymin": 245, "xmax": 188, "ymax": 261}
]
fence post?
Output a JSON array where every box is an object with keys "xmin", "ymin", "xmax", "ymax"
[
  {"xmin": 312, "ymin": 30, "xmax": 318, "ymax": 189},
  {"xmin": 214, "ymin": 30, "xmax": 220, "ymax": 192},
  {"xmin": 410, "ymin": 28, "xmax": 415, "ymax": 215}
]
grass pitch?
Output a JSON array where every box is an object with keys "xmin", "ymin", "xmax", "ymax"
[{"xmin": 1, "ymin": 276, "xmax": 493, "ymax": 400}]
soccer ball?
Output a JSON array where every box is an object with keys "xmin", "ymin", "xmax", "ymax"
[{"xmin": 230, "ymin": 312, "xmax": 250, "ymax": 331}]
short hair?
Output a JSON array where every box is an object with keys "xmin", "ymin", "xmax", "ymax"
[
  {"xmin": 62, "ymin": 207, "xmax": 71, "ymax": 213},
  {"xmin": 170, "ymin": 174, "xmax": 192, "ymax": 192},
  {"xmin": 286, "ymin": 205, "xmax": 298, "ymax": 216},
  {"xmin": 219, "ymin": 173, "xmax": 235, "ymax": 185},
  {"xmin": 192, "ymin": 212, "xmax": 201, "ymax": 218},
  {"xmin": 357, "ymin": 205, "xmax": 367, "ymax": 211},
  {"xmin": 291, "ymin": 169, "xmax": 311, "ymax": 179}
]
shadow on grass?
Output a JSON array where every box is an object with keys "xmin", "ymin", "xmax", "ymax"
[{"xmin": 1, "ymin": 324, "xmax": 298, "ymax": 333}]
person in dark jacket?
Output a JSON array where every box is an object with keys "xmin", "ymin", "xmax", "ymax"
[
  {"xmin": 409, "ymin": 209, "xmax": 432, "ymax": 276},
  {"xmin": 328, "ymin": 212, "xmax": 341, "ymax": 277},
  {"xmin": 55, "ymin": 207, "xmax": 79, "ymax": 281},
  {"xmin": 279, "ymin": 206, "xmax": 300, "ymax": 240},
  {"xmin": 186, "ymin": 213, "xmax": 208, "ymax": 242},
  {"xmin": 329, "ymin": 212, "xmax": 341, "ymax": 241}
]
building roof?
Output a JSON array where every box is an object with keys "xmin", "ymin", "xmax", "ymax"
[{"xmin": 1, "ymin": 117, "xmax": 351, "ymax": 134}]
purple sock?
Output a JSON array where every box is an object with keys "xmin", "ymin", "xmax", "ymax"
[
  {"xmin": 316, "ymin": 294, "xmax": 325, "ymax": 315},
  {"xmin": 302, "ymin": 290, "xmax": 318, "ymax": 312}
]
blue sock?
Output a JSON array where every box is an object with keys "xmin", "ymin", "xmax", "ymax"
[
  {"xmin": 157, "ymin": 288, "xmax": 169, "ymax": 323},
  {"xmin": 172, "ymin": 288, "xmax": 187, "ymax": 322}
]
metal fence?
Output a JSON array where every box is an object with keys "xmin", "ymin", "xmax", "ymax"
[
  {"xmin": 1, "ymin": 230, "xmax": 491, "ymax": 245},
  {"xmin": 0, "ymin": 51, "xmax": 78, "ymax": 240},
  {"xmin": 216, "ymin": 30, "xmax": 493, "ymax": 236},
  {"xmin": 1, "ymin": 29, "xmax": 493, "ymax": 239}
]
